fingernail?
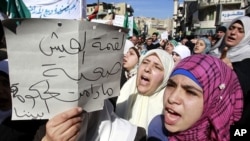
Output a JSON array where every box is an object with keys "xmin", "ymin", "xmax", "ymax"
[{"xmin": 77, "ymin": 107, "xmax": 83, "ymax": 112}]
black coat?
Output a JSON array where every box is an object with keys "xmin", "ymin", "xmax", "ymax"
[{"xmin": 233, "ymin": 58, "xmax": 250, "ymax": 127}]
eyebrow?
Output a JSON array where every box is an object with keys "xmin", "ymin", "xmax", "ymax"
[
  {"xmin": 144, "ymin": 58, "xmax": 161, "ymax": 65},
  {"xmin": 168, "ymin": 78, "xmax": 203, "ymax": 93}
]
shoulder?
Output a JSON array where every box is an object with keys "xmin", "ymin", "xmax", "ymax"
[
  {"xmin": 148, "ymin": 115, "xmax": 168, "ymax": 141},
  {"xmin": 148, "ymin": 115, "xmax": 164, "ymax": 131}
]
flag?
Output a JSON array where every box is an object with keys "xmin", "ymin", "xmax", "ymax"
[
  {"xmin": 123, "ymin": 11, "xmax": 128, "ymax": 28},
  {"xmin": 87, "ymin": 4, "xmax": 99, "ymax": 21},
  {"xmin": 7, "ymin": 0, "xmax": 31, "ymax": 18},
  {"xmin": 133, "ymin": 18, "xmax": 139, "ymax": 35}
]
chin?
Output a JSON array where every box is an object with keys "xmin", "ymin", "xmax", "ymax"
[{"xmin": 165, "ymin": 124, "xmax": 180, "ymax": 133}]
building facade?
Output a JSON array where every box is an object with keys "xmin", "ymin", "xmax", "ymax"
[{"xmin": 173, "ymin": 0, "xmax": 248, "ymax": 37}]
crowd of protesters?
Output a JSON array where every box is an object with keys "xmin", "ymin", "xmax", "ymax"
[{"xmin": 1, "ymin": 14, "xmax": 250, "ymax": 141}]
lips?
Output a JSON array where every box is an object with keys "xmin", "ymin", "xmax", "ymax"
[
  {"xmin": 226, "ymin": 36, "xmax": 235, "ymax": 42},
  {"xmin": 140, "ymin": 75, "xmax": 150, "ymax": 86},
  {"xmin": 164, "ymin": 107, "xmax": 181, "ymax": 125}
]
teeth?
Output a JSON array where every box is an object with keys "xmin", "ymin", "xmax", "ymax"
[{"xmin": 167, "ymin": 109, "xmax": 175, "ymax": 113}]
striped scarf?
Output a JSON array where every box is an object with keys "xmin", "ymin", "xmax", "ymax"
[{"xmin": 168, "ymin": 54, "xmax": 243, "ymax": 141}]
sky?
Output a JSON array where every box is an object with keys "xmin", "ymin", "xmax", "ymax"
[{"xmin": 87, "ymin": 0, "xmax": 184, "ymax": 19}]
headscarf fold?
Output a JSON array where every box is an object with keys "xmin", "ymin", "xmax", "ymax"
[
  {"xmin": 116, "ymin": 49, "xmax": 174, "ymax": 132},
  {"xmin": 168, "ymin": 54, "xmax": 243, "ymax": 141},
  {"xmin": 209, "ymin": 16, "xmax": 250, "ymax": 62}
]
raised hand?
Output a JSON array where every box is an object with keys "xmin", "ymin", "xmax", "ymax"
[{"xmin": 42, "ymin": 107, "xmax": 83, "ymax": 141}]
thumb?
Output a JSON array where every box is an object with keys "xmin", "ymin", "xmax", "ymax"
[{"xmin": 220, "ymin": 47, "xmax": 228, "ymax": 59}]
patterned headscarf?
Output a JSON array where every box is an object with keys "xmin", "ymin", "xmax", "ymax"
[{"xmin": 168, "ymin": 54, "xmax": 243, "ymax": 141}]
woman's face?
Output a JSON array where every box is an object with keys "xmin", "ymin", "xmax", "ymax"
[
  {"xmin": 193, "ymin": 39, "xmax": 206, "ymax": 54},
  {"xmin": 165, "ymin": 43, "xmax": 174, "ymax": 54},
  {"xmin": 136, "ymin": 54, "xmax": 164, "ymax": 96},
  {"xmin": 172, "ymin": 52, "xmax": 182, "ymax": 66},
  {"xmin": 123, "ymin": 48, "xmax": 139, "ymax": 71},
  {"xmin": 163, "ymin": 75, "xmax": 203, "ymax": 133},
  {"xmin": 225, "ymin": 22, "xmax": 245, "ymax": 48}
]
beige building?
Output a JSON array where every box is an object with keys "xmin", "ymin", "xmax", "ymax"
[
  {"xmin": 173, "ymin": 0, "xmax": 248, "ymax": 37},
  {"xmin": 87, "ymin": 2, "xmax": 173, "ymax": 37},
  {"xmin": 87, "ymin": 2, "xmax": 134, "ymax": 20},
  {"xmin": 134, "ymin": 17, "xmax": 173, "ymax": 37}
]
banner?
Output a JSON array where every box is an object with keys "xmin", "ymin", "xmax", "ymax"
[
  {"xmin": 23, "ymin": 0, "xmax": 86, "ymax": 19},
  {"xmin": 3, "ymin": 18, "xmax": 127, "ymax": 120}
]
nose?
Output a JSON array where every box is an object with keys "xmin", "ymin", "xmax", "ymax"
[
  {"xmin": 144, "ymin": 64, "xmax": 152, "ymax": 73},
  {"xmin": 230, "ymin": 29, "xmax": 237, "ymax": 34},
  {"xmin": 167, "ymin": 88, "xmax": 181, "ymax": 105}
]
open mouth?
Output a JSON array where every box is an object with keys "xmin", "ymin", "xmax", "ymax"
[
  {"xmin": 227, "ymin": 36, "xmax": 235, "ymax": 41},
  {"xmin": 140, "ymin": 75, "xmax": 150, "ymax": 85},
  {"xmin": 141, "ymin": 75, "xmax": 150, "ymax": 81},
  {"xmin": 165, "ymin": 107, "xmax": 181, "ymax": 125}
]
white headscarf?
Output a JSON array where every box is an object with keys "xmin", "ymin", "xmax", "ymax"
[
  {"xmin": 116, "ymin": 49, "xmax": 174, "ymax": 133},
  {"xmin": 173, "ymin": 45, "xmax": 191, "ymax": 59},
  {"xmin": 210, "ymin": 16, "xmax": 250, "ymax": 62}
]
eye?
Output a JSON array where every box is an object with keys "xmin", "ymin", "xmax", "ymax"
[
  {"xmin": 155, "ymin": 65, "xmax": 163, "ymax": 71},
  {"xmin": 166, "ymin": 82, "xmax": 175, "ymax": 88},
  {"xmin": 186, "ymin": 90, "xmax": 198, "ymax": 96},
  {"xmin": 142, "ymin": 60, "xmax": 148, "ymax": 64}
]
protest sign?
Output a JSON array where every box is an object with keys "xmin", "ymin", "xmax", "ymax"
[
  {"xmin": 23, "ymin": 0, "xmax": 86, "ymax": 19},
  {"xmin": 3, "ymin": 18, "xmax": 127, "ymax": 120},
  {"xmin": 161, "ymin": 31, "xmax": 169, "ymax": 40}
]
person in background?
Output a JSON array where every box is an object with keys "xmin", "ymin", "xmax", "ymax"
[
  {"xmin": 180, "ymin": 37, "xmax": 188, "ymax": 45},
  {"xmin": 193, "ymin": 37, "xmax": 211, "ymax": 54},
  {"xmin": 142, "ymin": 37, "xmax": 155, "ymax": 52},
  {"xmin": 120, "ymin": 47, "xmax": 140, "ymax": 88},
  {"xmin": 148, "ymin": 54, "xmax": 243, "ymax": 141},
  {"xmin": 216, "ymin": 26, "xmax": 226, "ymax": 41},
  {"xmin": 163, "ymin": 39, "xmax": 178, "ymax": 55},
  {"xmin": 151, "ymin": 32, "xmax": 160, "ymax": 45},
  {"xmin": 129, "ymin": 35, "xmax": 138, "ymax": 47},
  {"xmin": 172, "ymin": 45, "xmax": 191, "ymax": 66},
  {"xmin": 210, "ymin": 16, "xmax": 250, "ymax": 128},
  {"xmin": 135, "ymin": 35, "xmax": 145, "ymax": 53},
  {"xmin": 116, "ymin": 49, "xmax": 174, "ymax": 133},
  {"xmin": 110, "ymin": 47, "xmax": 141, "ymax": 111}
]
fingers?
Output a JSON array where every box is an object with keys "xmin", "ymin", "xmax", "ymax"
[
  {"xmin": 50, "ymin": 115, "xmax": 82, "ymax": 136},
  {"xmin": 48, "ymin": 107, "xmax": 82, "ymax": 127},
  {"xmin": 220, "ymin": 47, "xmax": 228, "ymax": 59},
  {"xmin": 63, "ymin": 122, "xmax": 82, "ymax": 141},
  {"xmin": 45, "ymin": 107, "xmax": 83, "ymax": 141}
]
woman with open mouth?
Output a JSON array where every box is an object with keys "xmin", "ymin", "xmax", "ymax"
[
  {"xmin": 210, "ymin": 16, "xmax": 250, "ymax": 130},
  {"xmin": 148, "ymin": 54, "xmax": 243, "ymax": 141},
  {"xmin": 116, "ymin": 49, "xmax": 174, "ymax": 133}
]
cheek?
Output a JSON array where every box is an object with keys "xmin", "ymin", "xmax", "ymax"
[
  {"xmin": 183, "ymin": 100, "xmax": 203, "ymax": 128},
  {"xmin": 237, "ymin": 34, "xmax": 245, "ymax": 43},
  {"xmin": 176, "ymin": 56, "xmax": 181, "ymax": 61},
  {"xmin": 152, "ymin": 72, "xmax": 164, "ymax": 86}
]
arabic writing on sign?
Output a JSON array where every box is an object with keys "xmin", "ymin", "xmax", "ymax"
[
  {"xmin": 221, "ymin": 10, "xmax": 245, "ymax": 22},
  {"xmin": 23, "ymin": 0, "xmax": 82, "ymax": 19},
  {"xmin": 3, "ymin": 19, "xmax": 126, "ymax": 120}
]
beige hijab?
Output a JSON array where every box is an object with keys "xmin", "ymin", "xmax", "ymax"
[{"xmin": 116, "ymin": 49, "xmax": 174, "ymax": 132}]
